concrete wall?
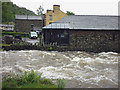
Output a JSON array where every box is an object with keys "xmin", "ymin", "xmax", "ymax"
[
  {"xmin": 69, "ymin": 30, "xmax": 120, "ymax": 52},
  {"xmin": 44, "ymin": 5, "xmax": 67, "ymax": 26},
  {"xmin": 15, "ymin": 19, "xmax": 43, "ymax": 32}
]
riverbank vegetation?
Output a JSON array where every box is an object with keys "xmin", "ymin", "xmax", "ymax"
[
  {"xmin": 2, "ymin": 2, "xmax": 36, "ymax": 24},
  {"xmin": 2, "ymin": 70, "xmax": 66, "ymax": 89},
  {"xmin": 1, "ymin": 31, "xmax": 40, "ymax": 38},
  {"xmin": 2, "ymin": 32, "xmax": 29, "ymax": 38},
  {"xmin": 0, "ymin": 44, "xmax": 11, "ymax": 47}
]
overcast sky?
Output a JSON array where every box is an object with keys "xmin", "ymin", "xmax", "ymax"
[{"xmin": 10, "ymin": 0, "xmax": 119, "ymax": 15}]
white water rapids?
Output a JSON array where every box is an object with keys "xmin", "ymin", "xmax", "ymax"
[{"xmin": 0, "ymin": 50, "xmax": 119, "ymax": 88}]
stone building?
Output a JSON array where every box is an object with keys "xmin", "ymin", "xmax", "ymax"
[
  {"xmin": 15, "ymin": 15, "xmax": 43, "ymax": 32},
  {"xmin": 44, "ymin": 5, "xmax": 67, "ymax": 26},
  {"xmin": 43, "ymin": 15, "xmax": 120, "ymax": 52}
]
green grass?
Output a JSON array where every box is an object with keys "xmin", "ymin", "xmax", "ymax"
[
  {"xmin": 18, "ymin": 82, "xmax": 57, "ymax": 88},
  {"xmin": 1, "ymin": 31, "xmax": 40, "ymax": 38},
  {"xmin": 1, "ymin": 31, "xmax": 29, "ymax": 38},
  {"xmin": 56, "ymin": 79, "xmax": 66, "ymax": 89},
  {"xmin": 0, "ymin": 44, "xmax": 11, "ymax": 46},
  {"xmin": 3, "ymin": 79, "xmax": 57, "ymax": 88},
  {"xmin": 2, "ymin": 70, "xmax": 66, "ymax": 89}
]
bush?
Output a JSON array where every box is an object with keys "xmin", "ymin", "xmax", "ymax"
[
  {"xmin": 2, "ymin": 32, "xmax": 29, "ymax": 37},
  {"xmin": 2, "ymin": 70, "xmax": 58, "ymax": 88},
  {"xmin": 40, "ymin": 77, "xmax": 54, "ymax": 85},
  {"xmin": 21, "ymin": 69, "xmax": 42, "ymax": 84},
  {"xmin": 48, "ymin": 47, "xmax": 53, "ymax": 51},
  {"xmin": 2, "ymin": 73, "xmax": 23, "ymax": 88},
  {"xmin": 56, "ymin": 79, "xmax": 66, "ymax": 89}
]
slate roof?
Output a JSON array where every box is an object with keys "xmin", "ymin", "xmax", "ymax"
[
  {"xmin": 0, "ymin": 24, "xmax": 14, "ymax": 27},
  {"xmin": 43, "ymin": 22, "xmax": 70, "ymax": 29},
  {"xmin": 43, "ymin": 15, "xmax": 119, "ymax": 30},
  {"xmin": 16, "ymin": 15, "xmax": 42, "ymax": 20}
]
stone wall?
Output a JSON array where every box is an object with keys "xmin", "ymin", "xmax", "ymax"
[
  {"xmin": 15, "ymin": 19, "xmax": 43, "ymax": 32},
  {"xmin": 69, "ymin": 30, "xmax": 120, "ymax": 52}
]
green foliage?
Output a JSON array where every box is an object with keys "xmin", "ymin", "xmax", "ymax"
[
  {"xmin": 37, "ymin": 5, "xmax": 44, "ymax": 16},
  {"xmin": 21, "ymin": 69, "xmax": 42, "ymax": 84},
  {"xmin": 0, "ymin": 48, "xmax": 4, "ymax": 51},
  {"xmin": 2, "ymin": 31, "xmax": 29, "ymax": 37},
  {"xmin": 2, "ymin": 2, "xmax": 14, "ymax": 23},
  {"xmin": 40, "ymin": 77, "xmax": 54, "ymax": 85},
  {"xmin": 48, "ymin": 47, "xmax": 53, "ymax": 51},
  {"xmin": 2, "ymin": 2, "xmax": 36, "ymax": 24},
  {"xmin": 11, "ymin": 3, "xmax": 36, "ymax": 16},
  {"xmin": 18, "ymin": 82, "xmax": 57, "ymax": 88},
  {"xmin": 66, "ymin": 11, "xmax": 75, "ymax": 15},
  {"xmin": 2, "ymin": 73, "xmax": 23, "ymax": 88},
  {"xmin": 0, "ymin": 44, "xmax": 11, "ymax": 46},
  {"xmin": 56, "ymin": 79, "xmax": 66, "ymax": 89},
  {"xmin": 2, "ymin": 70, "xmax": 58, "ymax": 88}
]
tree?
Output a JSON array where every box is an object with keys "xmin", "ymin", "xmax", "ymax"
[
  {"xmin": 2, "ymin": 2, "xmax": 14, "ymax": 23},
  {"xmin": 66, "ymin": 11, "xmax": 75, "ymax": 15},
  {"xmin": 2, "ymin": 1, "xmax": 36, "ymax": 24},
  {"xmin": 36, "ymin": 5, "xmax": 44, "ymax": 16}
]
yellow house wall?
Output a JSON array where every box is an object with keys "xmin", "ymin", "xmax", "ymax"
[{"xmin": 44, "ymin": 7, "xmax": 67, "ymax": 26}]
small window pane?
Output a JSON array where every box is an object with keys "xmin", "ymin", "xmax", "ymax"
[{"xmin": 49, "ymin": 15, "xmax": 52, "ymax": 20}]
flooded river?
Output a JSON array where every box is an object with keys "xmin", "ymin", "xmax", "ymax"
[{"xmin": 0, "ymin": 50, "xmax": 119, "ymax": 88}]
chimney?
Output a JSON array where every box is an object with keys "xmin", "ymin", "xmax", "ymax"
[
  {"xmin": 47, "ymin": 10, "xmax": 52, "ymax": 13},
  {"xmin": 53, "ymin": 5, "xmax": 60, "ymax": 10}
]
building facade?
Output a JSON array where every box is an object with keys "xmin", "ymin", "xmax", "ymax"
[
  {"xmin": 44, "ymin": 5, "xmax": 67, "ymax": 26},
  {"xmin": 43, "ymin": 15, "xmax": 120, "ymax": 52},
  {"xmin": 15, "ymin": 15, "xmax": 43, "ymax": 32}
]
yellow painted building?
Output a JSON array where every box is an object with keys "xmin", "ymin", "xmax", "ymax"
[{"xmin": 44, "ymin": 5, "xmax": 67, "ymax": 26}]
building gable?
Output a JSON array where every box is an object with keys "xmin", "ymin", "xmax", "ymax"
[{"xmin": 44, "ymin": 5, "xmax": 67, "ymax": 26}]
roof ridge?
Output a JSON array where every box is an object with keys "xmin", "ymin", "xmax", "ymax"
[{"xmin": 69, "ymin": 15, "xmax": 119, "ymax": 17}]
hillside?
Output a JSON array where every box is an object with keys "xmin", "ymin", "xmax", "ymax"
[
  {"xmin": 11, "ymin": 3, "xmax": 36, "ymax": 16},
  {"xmin": 2, "ymin": 2, "xmax": 36, "ymax": 24}
]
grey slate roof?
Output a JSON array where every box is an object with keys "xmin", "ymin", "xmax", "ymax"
[
  {"xmin": 16, "ymin": 15, "xmax": 42, "ymax": 20},
  {"xmin": 43, "ymin": 22, "xmax": 70, "ymax": 29},
  {"xmin": 43, "ymin": 15, "xmax": 119, "ymax": 30},
  {"xmin": 0, "ymin": 24, "xmax": 14, "ymax": 27}
]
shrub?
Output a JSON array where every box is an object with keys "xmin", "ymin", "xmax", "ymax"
[
  {"xmin": 2, "ymin": 70, "xmax": 64, "ymax": 89},
  {"xmin": 48, "ymin": 47, "xmax": 53, "ymax": 51},
  {"xmin": 56, "ymin": 79, "xmax": 66, "ymax": 89},
  {"xmin": 2, "ymin": 73, "xmax": 22, "ymax": 88},
  {"xmin": 2, "ymin": 32, "xmax": 29, "ymax": 38},
  {"xmin": 40, "ymin": 77, "xmax": 54, "ymax": 85},
  {"xmin": 21, "ymin": 69, "xmax": 42, "ymax": 84}
]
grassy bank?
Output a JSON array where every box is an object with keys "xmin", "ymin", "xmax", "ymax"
[
  {"xmin": 2, "ymin": 70, "xmax": 66, "ymax": 89},
  {"xmin": 1, "ymin": 31, "xmax": 40, "ymax": 38},
  {"xmin": 1, "ymin": 31, "xmax": 29, "ymax": 38},
  {"xmin": 0, "ymin": 44, "xmax": 11, "ymax": 47}
]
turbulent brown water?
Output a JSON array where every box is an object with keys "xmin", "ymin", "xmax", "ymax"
[{"xmin": 0, "ymin": 50, "xmax": 119, "ymax": 88}]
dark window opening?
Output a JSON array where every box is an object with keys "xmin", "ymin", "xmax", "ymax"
[
  {"xmin": 47, "ymin": 30, "xmax": 69, "ymax": 46},
  {"xmin": 113, "ymin": 33, "xmax": 115, "ymax": 41},
  {"xmin": 49, "ymin": 22, "xmax": 52, "ymax": 24}
]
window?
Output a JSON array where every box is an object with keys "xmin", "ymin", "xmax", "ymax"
[
  {"xmin": 49, "ymin": 15, "xmax": 52, "ymax": 20},
  {"xmin": 61, "ymin": 34, "xmax": 64, "ymax": 38},
  {"xmin": 49, "ymin": 22, "xmax": 52, "ymax": 24}
]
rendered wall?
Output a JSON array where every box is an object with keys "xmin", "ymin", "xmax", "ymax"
[{"xmin": 44, "ymin": 5, "xmax": 67, "ymax": 26}]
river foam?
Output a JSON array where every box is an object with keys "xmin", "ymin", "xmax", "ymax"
[{"xmin": 0, "ymin": 50, "xmax": 119, "ymax": 88}]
